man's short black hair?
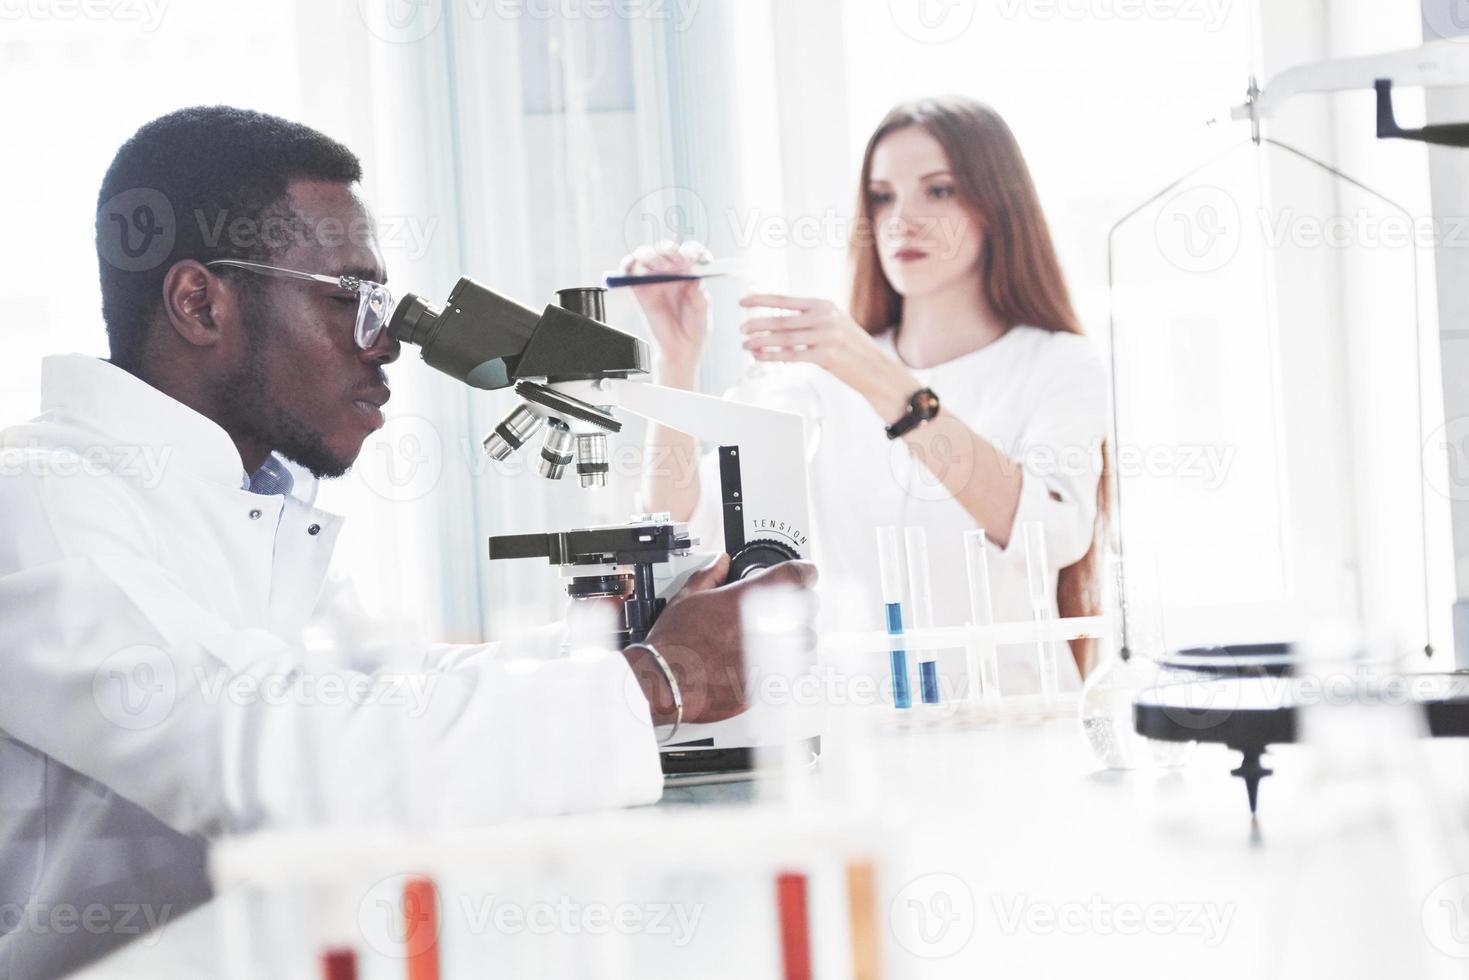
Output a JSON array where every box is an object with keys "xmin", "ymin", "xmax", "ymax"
[{"xmin": 95, "ymin": 106, "xmax": 363, "ymax": 373}]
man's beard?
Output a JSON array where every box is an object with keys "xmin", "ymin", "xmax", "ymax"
[{"xmin": 216, "ymin": 298, "xmax": 353, "ymax": 481}]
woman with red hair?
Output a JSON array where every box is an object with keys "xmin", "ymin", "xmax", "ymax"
[{"xmin": 626, "ymin": 96, "xmax": 1109, "ymax": 693}]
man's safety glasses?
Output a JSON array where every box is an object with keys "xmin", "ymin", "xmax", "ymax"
[{"xmin": 206, "ymin": 259, "xmax": 394, "ymax": 351}]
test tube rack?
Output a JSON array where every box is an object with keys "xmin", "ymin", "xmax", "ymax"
[
  {"xmin": 210, "ymin": 806, "xmax": 890, "ymax": 980},
  {"xmin": 817, "ymin": 615, "xmax": 1110, "ymax": 727}
]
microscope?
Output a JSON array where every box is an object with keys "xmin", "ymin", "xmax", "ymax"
[{"xmin": 387, "ymin": 279, "xmax": 818, "ymax": 775}]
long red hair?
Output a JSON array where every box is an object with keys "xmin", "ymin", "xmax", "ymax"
[{"xmin": 848, "ymin": 96, "xmax": 1109, "ymax": 676}]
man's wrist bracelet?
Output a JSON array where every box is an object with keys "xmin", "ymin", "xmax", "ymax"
[{"xmin": 633, "ymin": 642, "xmax": 683, "ymax": 744}]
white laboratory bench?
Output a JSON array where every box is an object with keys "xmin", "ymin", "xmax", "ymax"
[{"xmin": 67, "ymin": 708, "xmax": 1469, "ymax": 979}]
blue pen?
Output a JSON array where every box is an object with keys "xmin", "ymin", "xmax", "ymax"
[
  {"xmin": 604, "ymin": 271, "xmax": 730, "ymax": 288},
  {"xmin": 604, "ymin": 259, "xmax": 742, "ymax": 289},
  {"xmin": 876, "ymin": 526, "xmax": 912, "ymax": 709}
]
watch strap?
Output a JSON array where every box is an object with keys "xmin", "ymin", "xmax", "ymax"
[{"xmin": 885, "ymin": 388, "xmax": 940, "ymax": 440}]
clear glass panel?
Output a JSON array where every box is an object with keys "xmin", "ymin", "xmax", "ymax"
[{"xmin": 1108, "ymin": 138, "xmax": 1429, "ymax": 652}]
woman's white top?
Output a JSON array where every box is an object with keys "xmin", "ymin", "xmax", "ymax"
[{"xmin": 691, "ymin": 324, "xmax": 1110, "ymax": 696}]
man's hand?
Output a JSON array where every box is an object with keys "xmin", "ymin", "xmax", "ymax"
[{"xmin": 623, "ymin": 554, "xmax": 819, "ymax": 727}]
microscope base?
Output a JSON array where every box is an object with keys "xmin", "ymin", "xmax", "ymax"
[{"xmin": 659, "ymin": 737, "xmax": 822, "ymax": 776}]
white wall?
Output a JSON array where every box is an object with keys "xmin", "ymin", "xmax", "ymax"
[{"xmin": 1421, "ymin": 0, "xmax": 1469, "ymax": 665}]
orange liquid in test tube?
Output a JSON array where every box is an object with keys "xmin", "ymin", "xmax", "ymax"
[{"xmin": 403, "ymin": 875, "xmax": 440, "ymax": 980}]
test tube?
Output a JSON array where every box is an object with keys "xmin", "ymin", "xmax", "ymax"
[
  {"xmin": 903, "ymin": 527, "xmax": 940, "ymax": 705},
  {"xmin": 845, "ymin": 859, "xmax": 882, "ymax": 980},
  {"xmin": 963, "ymin": 530, "xmax": 1001, "ymax": 704},
  {"xmin": 876, "ymin": 527, "xmax": 911, "ymax": 709},
  {"xmin": 743, "ymin": 585, "xmax": 820, "ymax": 806},
  {"xmin": 320, "ymin": 948, "xmax": 357, "ymax": 980},
  {"xmin": 776, "ymin": 871, "xmax": 813, "ymax": 980},
  {"xmin": 1022, "ymin": 521, "xmax": 1059, "ymax": 704},
  {"xmin": 404, "ymin": 876, "xmax": 440, "ymax": 980}
]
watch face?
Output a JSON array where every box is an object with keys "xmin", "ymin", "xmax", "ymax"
[{"xmin": 914, "ymin": 389, "xmax": 941, "ymax": 419}]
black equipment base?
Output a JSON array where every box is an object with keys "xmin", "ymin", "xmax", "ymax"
[
  {"xmin": 659, "ymin": 737, "xmax": 821, "ymax": 777},
  {"xmin": 1135, "ymin": 669, "xmax": 1469, "ymax": 817}
]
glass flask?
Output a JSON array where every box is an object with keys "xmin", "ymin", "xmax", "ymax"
[{"xmin": 1079, "ymin": 556, "xmax": 1193, "ymax": 769}]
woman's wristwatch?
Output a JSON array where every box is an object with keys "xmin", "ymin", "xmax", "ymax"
[{"xmin": 885, "ymin": 388, "xmax": 942, "ymax": 439}]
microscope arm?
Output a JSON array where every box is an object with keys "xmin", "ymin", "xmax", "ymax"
[{"xmin": 556, "ymin": 377, "xmax": 815, "ymax": 564}]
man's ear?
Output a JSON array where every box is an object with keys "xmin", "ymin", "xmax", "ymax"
[{"xmin": 161, "ymin": 260, "xmax": 227, "ymax": 348}]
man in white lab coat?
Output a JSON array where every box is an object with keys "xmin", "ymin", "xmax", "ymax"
[{"xmin": 0, "ymin": 106, "xmax": 814, "ymax": 979}]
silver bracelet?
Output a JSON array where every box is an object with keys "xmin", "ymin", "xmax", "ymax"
[{"xmin": 636, "ymin": 642, "xmax": 683, "ymax": 745}]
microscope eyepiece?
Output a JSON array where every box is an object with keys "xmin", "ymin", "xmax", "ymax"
[
  {"xmin": 387, "ymin": 293, "xmax": 440, "ymax": 347},
  {"xmin": 555, "ymin": 286, "xmax": 606, "ymax": 323}
]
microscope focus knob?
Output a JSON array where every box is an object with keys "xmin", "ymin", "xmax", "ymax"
[{"xmin": 728, "ymin": 539, "xmax": 801, "ymax": 581}]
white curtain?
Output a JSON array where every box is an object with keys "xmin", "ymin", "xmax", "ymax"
[{"xmin": 7, "ymin": 0, "xmax": 1444, "ymax": 655}]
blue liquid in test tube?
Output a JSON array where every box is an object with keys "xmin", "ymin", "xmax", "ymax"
[
  {"xmin": 905, "ymin": 526, "xmax": 940, "ymax": 705},
  {"xmin": 919, "ymin": 661, "xmax": 939, "ymax": 704},
  {"xmin": 877, "ymin": 527, "xmax": 912, "ymax": 709},
  {"xmin": 885, "ymin": 601, "xmax": 912, "ymax": 709}
]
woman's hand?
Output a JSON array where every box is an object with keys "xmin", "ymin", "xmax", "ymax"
[
  {"xmin": 619, "ymin": 240, "xmax": 712, "ymax": 384},
  {"xmin": 739, "ymin": 293, "xmax": 919, "ymax": 422}
]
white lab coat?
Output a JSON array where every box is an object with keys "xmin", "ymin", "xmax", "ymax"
[
  {"xmin": 691, "ymin": 325, "xmax": 1110, "ymax": 697},
  {"xmin": 0, "ymin": 355, "xmax": 663, "ymax": 978}
]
